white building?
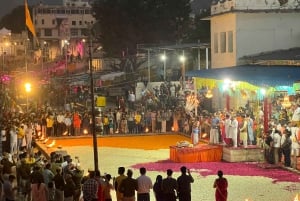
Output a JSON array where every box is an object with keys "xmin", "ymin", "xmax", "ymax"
[
  {"xmin": 210, "ymin": 0, "xmax": 300, "ymax": 68},
  {"xmin": 32, "ymin": 0, "xmax": 95, "ymax": 60}
]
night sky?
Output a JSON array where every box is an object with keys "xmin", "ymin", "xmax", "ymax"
[{"xmin": 0, "ymin": 0, "xmax": 63, "ymax": 19}]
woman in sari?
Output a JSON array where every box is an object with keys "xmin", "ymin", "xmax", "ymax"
[{"xmin": 213, "ymin": 170, "xmax": 228, "ymax": 201}]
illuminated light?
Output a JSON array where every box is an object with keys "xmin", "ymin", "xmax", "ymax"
[
  {"xmin": 25, "ymin": 83, "xmax": 31, "ymax": 92},
  {"xmin": 145, "ymin": 127, "xmax": 149, "ymax": 133},
  {"xmin": 205, "ymin": 89, "xmax": 213, "ymax": 98},
  {"xmin": 179, "ymin": 55, "xmax": 186, "ymax": 62},
  {"xmin": 160, "ymin": 54, "xmax": 166, "ymax": 61},
  {"xmin": 202, "ymin": 133, "xmax": 207, "ymax": 138},
  {"xmin": 62, "ymin": 131, "xmax": 68, "ymax": 136},
  {"xmin": 171, "ymin": 127, "xmax": 175, "ymax": 131},
  {"xmin": 294, "ymin": 193, "xmax": 300, "ymax": 201},
  {"xmin": 260, "ymin": 88, "xmax": 266, "ymax": 95},
  {"xmin": 282, "ymin": 95, "xmax": 292, "ymax": 108},
  {"xmin": 83, "ymin": 129, "xmax": 89, "ymax": 135}
]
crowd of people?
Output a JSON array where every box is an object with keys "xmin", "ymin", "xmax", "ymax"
[{"xmin": 0, "ymin": 147, "xmax": 196, "ymax": 201}]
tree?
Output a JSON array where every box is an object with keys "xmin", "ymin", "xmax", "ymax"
[
  {"xmin": 0, "ymin": 6, "xmax": 26, "ymax": 33},
  {"xmin": 92, "ymin": 0, "xmax": 192, "ymax": 58}
]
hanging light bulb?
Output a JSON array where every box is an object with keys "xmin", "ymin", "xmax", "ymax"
[{"xmin": 205, "ymin": 89, "xmax": 213, "ymax": 98}]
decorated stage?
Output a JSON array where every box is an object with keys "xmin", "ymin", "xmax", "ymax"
[
  {"xmin": 169, "ymin": 144, "xmax": 223, "ymax": 163},
  {"xmin": 169, "ymin": 143, "xmax": 265, "ymax": 163}
]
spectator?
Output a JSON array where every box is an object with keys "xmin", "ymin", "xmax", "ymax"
[
  {"xmin": 118, "ymin": 169, "xmax": 138, "ymax": 201},
  {"xmin": 213, "ymin": 170, "xmax": 228, "ymax": 201},
  {"xmin": 161, "ymin": 169, "xmax": 178, "ymax": 201},
  {"xmin": 137, "ymin": 167, "xmax": 153, "ymax": 201},
  {"xmin": 177, "ymin": 166, "xmax": 194, "ymax": 201},
  {"xmin": 82, "ymin": 171, "xmax": 98, "ymax": 201}
]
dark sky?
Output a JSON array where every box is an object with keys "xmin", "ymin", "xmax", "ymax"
[
  {"xmin": 0, "ymin": 0, "xmax": 212, "ymax": 19},
  {"xmin": 0, "ymin": 0, "xmax": 62, "ymax": 19}
]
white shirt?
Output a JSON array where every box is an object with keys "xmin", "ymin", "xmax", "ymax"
[
  {"xmin": 292, "ymin": 107, "xmax": 300, "ymax": 121},
  {"xmin": 137, "ymin": 174, "xmax": 153, "ymax": 194}
]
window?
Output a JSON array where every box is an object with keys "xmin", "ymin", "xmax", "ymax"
[
  {"xmin": 214, "ymin": 33, "xmax": 218, "ymax": 53},
  {"xmin": 71, "ymin": 28, "xmax": 78, "ymax": 36},
  {"xmin": 220, "ymin": 32, "xmax": 226, "ymax": 53},
  {"xmin": 79, "ymin": 21, "xmax": 82, "ymax": 25},
  {"xmin": 72, "ymin": 21, "xmax": 76, "ymax": 26},
  {"xmin": 228, "ymin": 31, "xmax": 233, "ymax": 52},
  {"xmin": 41, "ymin": 19, "xmax": 45, "ymax": 25},
  {"xmin": 81, "ymin": 28, "xmax": 88, "ymax": 36},
  {"xmin": 44, "ymin": 29, "xmax": 52, "ymax": 36}
]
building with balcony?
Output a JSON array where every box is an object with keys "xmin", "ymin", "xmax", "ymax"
[
  {"xmin": 32, "ymin": 0, "xmax": 95, "ymax": 60},
  {"xmin": 210, "ymin": 0, "xmax": 300, "ymax": 68}
]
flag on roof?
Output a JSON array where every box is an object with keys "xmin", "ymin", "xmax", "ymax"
[{"xmin": 25, "ymin": 0, "xmax": 36, "ymax": 37}]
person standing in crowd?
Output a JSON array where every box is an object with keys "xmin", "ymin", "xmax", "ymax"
[
  {"xmin": 31, "ymin": 177, "xmax": 48, "ymax": 201},
  {"xmin": 56, "ymin": 111, "xmax": 65, "ymax": 136},
  {"xmin": 271, "ymin": 128, "xmax": 282, "ymax": 165},
  {"xmin": 229, "ymin": 115, "xmax": 239, "ymax": 148},
  {"xmin": 73, "ymin": 111, "xmax": 81, "ymax": 136},
  {"xmin": 73, "ymin": 166, "xmax": 84, "ymax": 201},
  {"xmin": 103, "ymin": 174, "xmax": 114, "ymax": 201},
  {"xmin": 246, "ymin": 114, "xmax": 254, "ymax": 145},
  {"xmin": 3, "ymin": 174, "xmax": 17, "ymax": 201},
  {"xmin": 224, "ymin": 114, "xmax": 231, "ymax": 139},
  {"xmin": 43, "ymin": 163, "xmax": 54, "ymax": 187},
  {"xmin": 17, "ymin": 124, "xmax": 25, "ymax": 151},
  {"xmin": 25, "ymin": 122, "xmax": 33, "ymax": 151},
  {"xmin": 137, "ymin": 167, "xmax": 153, "ymax": 201},
  {"xmin": 177, "ymin": 166, "xmax": 194, "ymax": 201},
  {"xmin": 239, "ymin": 115, "xmax": 248, "ymax": 148},
  {"xmin": 114, "ymin": 167, "xmax": 127, "ymax": 201},
  {"xmin": 281, "ymin": 129, "xmax": 292, "ymax": 167},
  {"xmin": 46, "ymin": 114, "xmax": 54, "ymax": 137},
  {"xmin": 161, "ymin": 169, "xmax": 178, "ymax": 201},
  {"xmin": 291, "ymin": 104, "xmax": 300, "ymax": 127},
  {"xmin": 82, "ymin": 171, "xmax": 98, "ymax": 201},
  {"xmin": 9, "ymin": 125, "xmax": 18, "ymax": 155},
  {"xmin": 118, "ymin": 169, "xmax": 138, "ymax": 201},
  {"xmin": 53, "ymin": 167, "xmax": 65, "ymax": 201},
  {"xmin": 153, "ymin": 175, "xmax": 164, "ymax": 201},
  {"xmin": 213, "ymin": 170, "xmax": 228, "ymax": 201},
  {"xmin": 64, "ymin": 113, "xmax": 72, "ymax": 136},
  {"xmin": 64, "ymin": 174, "xmax": 76, "ymax": 201},
  {"xmin": 291, "ymin": 123, "xmax": 300, "ymax": 157},
  {"xmin": 210, "ymin": 113, "xmax": 220, "ymax": 144}
]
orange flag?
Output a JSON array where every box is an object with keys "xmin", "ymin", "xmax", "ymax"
[{"xmin": 25, "ymin": 0, "xmax": 36, "ymax": 37}]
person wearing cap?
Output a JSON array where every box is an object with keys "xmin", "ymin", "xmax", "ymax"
[
  {"xmin": 177, "ymin": 166, "xmax": 194, "ymax": 201},
  {"xmin": 161, "ymin": 169, "xmax": 178, "ymax": 201}
]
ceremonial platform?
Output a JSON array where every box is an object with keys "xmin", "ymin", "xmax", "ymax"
[
  {"xmin": 222, "ymin": 145, "xmax": 265, "ymax": 162},
  {"xmin": 169, "ymin": 144, "xmax": 223, "ymax": 163}
]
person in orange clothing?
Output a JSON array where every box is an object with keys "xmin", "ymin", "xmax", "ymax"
[{"xmin": 73, "ymin": 111, "xmax": 81, "ymax": 136}]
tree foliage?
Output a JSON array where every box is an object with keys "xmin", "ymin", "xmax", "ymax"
[
  {"xmin": 0, "ymin": 6, "xmax": 25, "ymax": 33},
  {"xmin": 92, "ymin": 0, "xmax": 192, "ymax": 57}
]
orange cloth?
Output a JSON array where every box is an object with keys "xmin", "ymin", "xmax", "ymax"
[{"xmin": 170, "ymin": 145, "xmax": 222, "ymax": 163}]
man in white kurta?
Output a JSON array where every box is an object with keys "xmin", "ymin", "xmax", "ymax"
[
  {"xmin": 229, "ymin": 115, "xmax": 239, "ymax": 148},
  {"xmin": 224, "ymin": 114, "xmax": 231, "ymax": 138}
]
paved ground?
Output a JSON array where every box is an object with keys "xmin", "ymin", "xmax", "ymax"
[{"xmin": 35, "ymin": 134, "xmax": 300, "ymax": 201}]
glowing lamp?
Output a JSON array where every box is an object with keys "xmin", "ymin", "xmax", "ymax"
[
  {"xmin": 205, "ymin": 89, "xmax": 213, "ymax": 98},
  {"xmin": 83, "ymin": 129, "xmax": 89, "ymax": 135},
  {"xmin": 281, "ymin": 95, "xmax": 291, "ymax": 108}
]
